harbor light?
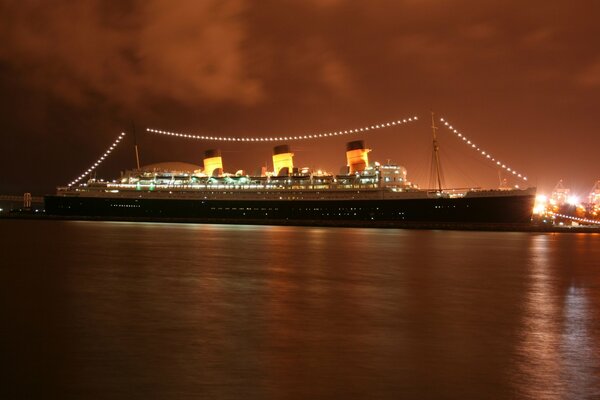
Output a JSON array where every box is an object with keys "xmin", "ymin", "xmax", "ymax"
[
  {"xmin": 533, "ymin": 194, "xmax": 548, "ymax": 215},
  {"xmin": 567, "ymin": 195, "xmax": 580, "ymax": 206}
]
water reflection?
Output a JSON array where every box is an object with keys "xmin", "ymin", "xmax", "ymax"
[
  {"xmin": 515, "ymin": 234, "xmax": 600, "ymax": 400},
  {"xmin": 3, "ymin": 220, "xmax": 600, "ymax": 399},
  {"xmin": 561, "ymin": 286, "xmax": 596, "ymax": 398}
]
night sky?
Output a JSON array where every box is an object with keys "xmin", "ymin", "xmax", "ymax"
[{"xmin": 1, "ymin": 1, "xmax": 599, "ymax": 195}]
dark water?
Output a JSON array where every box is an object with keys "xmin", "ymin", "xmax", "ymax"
[{"xmin": 2, "ymin": 220, "xmax": 600, "ymax": 399}]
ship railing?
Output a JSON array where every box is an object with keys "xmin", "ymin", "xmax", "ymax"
[{"xmin": 100, "ymin": 181, "xmax": 387, "ymax": 192}]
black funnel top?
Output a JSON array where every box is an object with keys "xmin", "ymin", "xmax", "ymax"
[
  {"xmin": 273, "ymin": 144, "xmax": 291, "ymax": 155},
  {"xmin": 204, "ymin": 149, "xmax": 221, "ymax": 159},
  {"xmin": 346, "ymin": 140, "xmax": 365, "ymax": 151}
]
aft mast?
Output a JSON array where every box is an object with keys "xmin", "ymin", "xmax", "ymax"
[
  {"xmin": 132, "ymin": 122, "xmax": 141, "ymax": 170},
  {"xmin": 430, "ymin": 111, "xmax": 445, "ymax": 192}
]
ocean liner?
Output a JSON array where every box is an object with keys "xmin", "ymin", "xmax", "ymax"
[{"xmin": 45, "ymin": 119, "xmax": 536, "ymax": 226}]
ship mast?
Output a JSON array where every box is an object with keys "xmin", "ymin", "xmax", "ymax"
[
  {"xmin": 430, "ymin": 111, "xmax": 444, "ymax": 192},
  {"xmin": 132, "ymin": 122, "xmax": 141, "ymax": 170}
]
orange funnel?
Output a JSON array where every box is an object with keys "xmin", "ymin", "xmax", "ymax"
[
  {"xmin": 272, "ymin": 144, "xmax": 294, "ymax": 176},
  {"xmin": 203, "ymin": 149, "xmax": 223, "ymax": 177},
  {"xmin": 346, "ymin": 140, "xmax": 370, "ymax": 173}
]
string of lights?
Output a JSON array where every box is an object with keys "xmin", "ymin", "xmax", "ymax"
[
  {"xmin": 67, "ymin": 132, "xmax": 126, "ymax": 187},
  {"xmin": 439, "ymin": 118, "xmax": 528, "ymax": 183},
  {"xmin": 146, "ymin": 116, "xmax": 419, "ymax": 142},
  {"xmin": 551, "ymin": 212, "xmax": 600, "ymax": 225}
]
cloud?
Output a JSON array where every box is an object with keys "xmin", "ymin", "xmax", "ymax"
[
  {"xmin": 460, "ymin": 22, "xmax": 498, "ymax": 41},
  {"xmin": 309, "ymin": 0, "xmax": 344, "ymax": 8},
  {"xmin": 0, "ymin": 0, "xmax": 263, "ymax": 112},
  {"xmin": 576, "ymin": 58, "xmax": 600, "ymax": 87},
  {"xmin": 521, "ymin": 28, "xmax": 554, "ymax": 48},
  {"xmin": 319, "ymin": 58, "xmax": 355, "ymax": 96}
]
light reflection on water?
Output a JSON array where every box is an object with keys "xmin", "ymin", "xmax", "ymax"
[
  {"xmin": 515, "ymin": 234, "xmax": 600, "ymax": 400},
  {"xmin": 1, "ymin": 220, "xmax": 600, "ymax": 399},
  {"xmin": 516, "ymin": 235, "xmax": 564, "ymax": 399}
]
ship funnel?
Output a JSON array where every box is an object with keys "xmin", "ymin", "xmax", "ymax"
[
  {"xmin": 272, "ymin": 144, "xmax": 294, "ymax": 176},
  {"xmin": 203, "ymin": 149, "xmax": 223, "ymax": 177},
  {"xmin": 346, "ymin": 140, "xmax": 370, "ymax": 173}
]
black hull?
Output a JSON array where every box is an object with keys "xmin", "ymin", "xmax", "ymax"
[{"xmin": 44, "ymin": 194, "xmax": 535, "ymax": 225}]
